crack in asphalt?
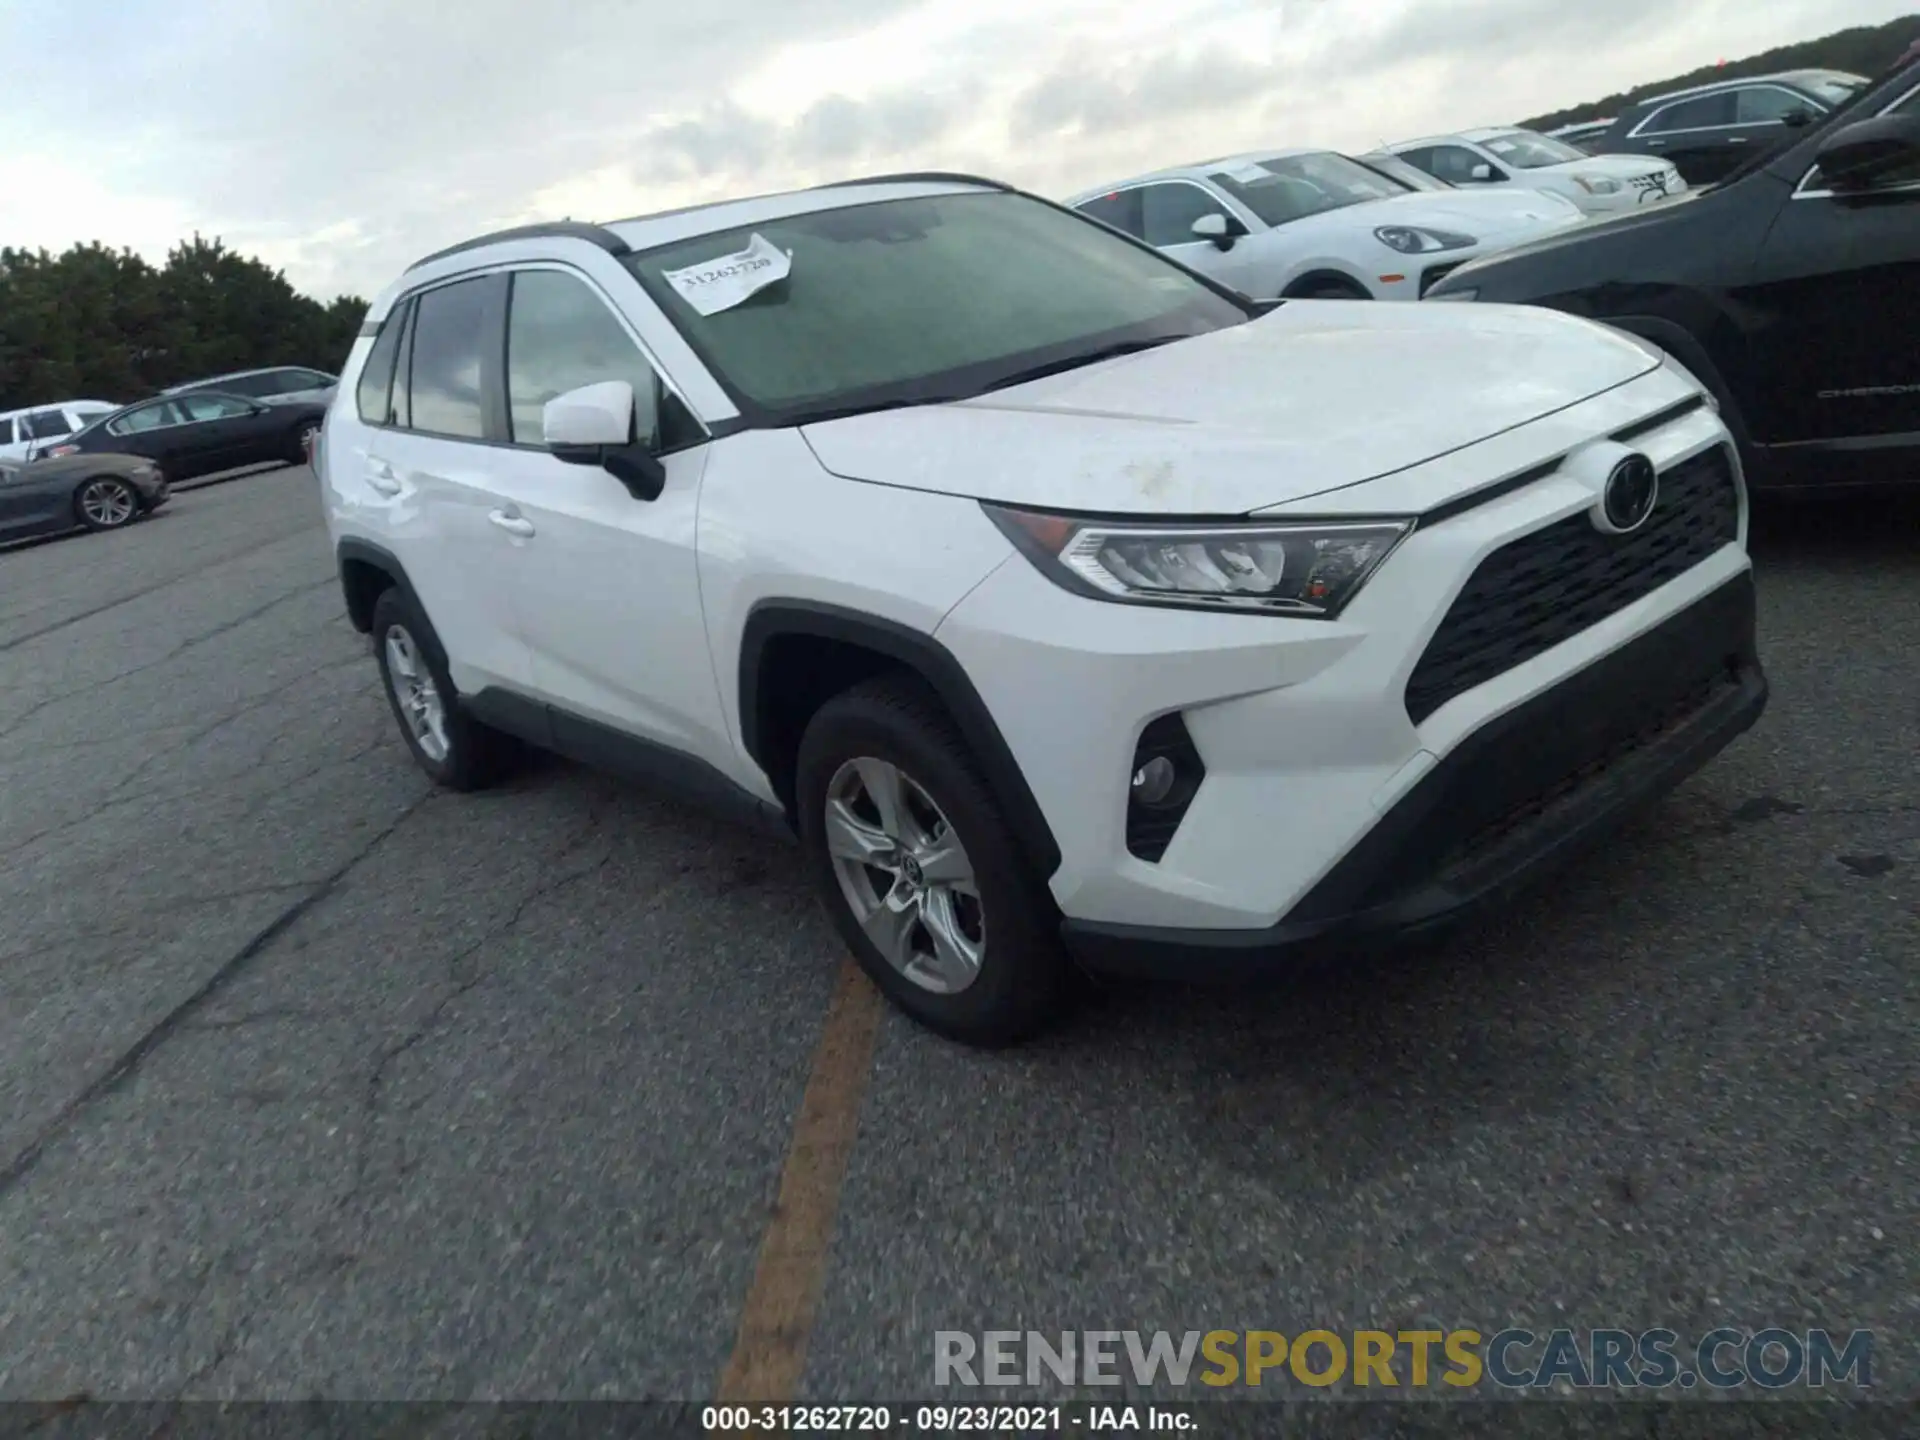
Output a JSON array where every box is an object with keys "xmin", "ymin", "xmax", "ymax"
[
  {"xmin": 0, "ymin": 522, "xmax": 326, "ymax": 654},
  {"xmin": 96, "ymin": 654, "xmax": 371, "ymax": 804},
  {"xmin": 0, "ymin": 579, "xmax": 336, "ymax": 742},
  {"xmin": 0, "ymin": 882, "xmax": 320, "ymax": 970},
  {"xmin": 0, "ymin": 790, "xmax": 436, "ymax": 1199},
  {"xmin": 335, "ymin": 805, "xmax": 615, "ymax": 1242}
]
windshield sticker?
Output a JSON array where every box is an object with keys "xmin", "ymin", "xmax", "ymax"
[
  {"xmin": 661, "ymin": 232, "xmax": 792, "ymax": 316},
  {"xmin": 1487, "ymin": 140, "xmax": 1518, "ymax": 155},
  {"xmin": 1224, "ymin": 163, "xmax": 1272, "ymax": 183}
]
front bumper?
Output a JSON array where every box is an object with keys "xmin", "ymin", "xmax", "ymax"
[{"xmin": 1062, "ymin": 571, "xmax": 1765, "ymax": 978}]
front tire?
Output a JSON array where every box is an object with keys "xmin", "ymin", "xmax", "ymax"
[
  {"xmin": 370, "ymin": 587, "xmax": 517, "ymax": 790},
  {"xmin": 75, "ymin": 476, "xmax": 140, "ymax": 531},
  {"xmin": 795, "ymin": 675, "xmax": 1074, "ymax": 1047}
]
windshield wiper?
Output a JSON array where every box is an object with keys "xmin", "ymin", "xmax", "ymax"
[
  {"xmin": 786, "ymin": 335, "xmax": 1198, "ymax": 427},
  {"xmin": 977, "ymin": 334, "xmax": 1194, "ymax": 395}
]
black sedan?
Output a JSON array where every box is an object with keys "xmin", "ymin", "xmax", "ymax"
[
  {"xmin": 1426, "ymin": 58, "xmax": 1920, "ymax": 494},
  {"xmin": 0, "ymin": 452, "xmax": 170, "ymax": 542},
  {"xmin": 40, "ymin": 390, "xmax": 325, "ymax": 482}
]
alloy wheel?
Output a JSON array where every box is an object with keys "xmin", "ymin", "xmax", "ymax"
[
  {"xmin": 80, "ymin": 480, "xmax": 136, "ymax": 527},
  {"xmin": 823, "ymin": 756, "xmax": 985, "ymax": 994},
  {"xmin": 383, "ymin": 624, "xmax": 450, "ymax": 762}
]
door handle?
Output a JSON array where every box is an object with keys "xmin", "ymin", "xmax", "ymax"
[
  {"xmin": 488, "ymin": 508, "xmax": 536, "ymax": 538},
  {"xmin": 366, "ymin": 460, "xmax": 401, "ymax": 496},
  {"xmin": 1727, "ymin": 136, "xmax": 1749, "ymax": 144}
]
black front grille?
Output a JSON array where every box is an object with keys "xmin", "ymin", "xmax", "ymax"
[{"xmin": 1405, "ymin": 444, "xmax": 1738, "ymax": 725}]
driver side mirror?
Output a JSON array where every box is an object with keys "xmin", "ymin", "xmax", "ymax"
[
  {"xmin": 1469, "ymin": 162, "xmax": 1499, "ymax": 182},
  {"xmin": 1190, "ymin": 212, "xmax": 1240, "ymax": 250},
  {"xmin": 543, "ymin": 379, "xmax": 667, "ymax": 502},
  {"xmin": 1815, "ymin": 113, "xmax": 1920, "ymax": 194},
  {"xmin": 1780, "ymin": 107, "xmax": 1816, "ymax": 129}
]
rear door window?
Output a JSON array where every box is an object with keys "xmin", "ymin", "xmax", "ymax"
[
  {"xmin": 108, "ymin": 402, "xmax": 186, "ymax": 436},
  {"xmin": 1641, "ymin": 92, "xmax": 1736, "ymax": 134},
  {"xmin": 23, "ymin": 409, "xmax": 73, "ymax": 439},
  {"xmin": 404, "ymin": 277, "xmax": 492, "ymax": 440},
  {"xmin": 356, "ymin": 309, "xmax": 406, "ymax": 424}
]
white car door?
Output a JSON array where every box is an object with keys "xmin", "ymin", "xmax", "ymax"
[
  {"xmin": 480, "ymin": 264, "xmax": 731, "ymax": 769},
  {"xmin": 368, "ymin": 276, "xmax": 535, "ymax": 696}
]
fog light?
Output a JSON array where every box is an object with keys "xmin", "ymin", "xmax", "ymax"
[
  {"xmin": 1132, "ymin": 755, "xmax": 1177, "ymax": 805},
  {"xmin": 1126, "ymin": 714, "xmax": 1205, "ymax": 863}
]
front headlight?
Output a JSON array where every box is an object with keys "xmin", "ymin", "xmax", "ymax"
[
  {"xmin": 1573, "ymin": 176, "xmax": 1622, "ymax": 195},
  {"xmin": 1425, "ymin": 286, "xmax": 1479, "ymax": 301},
  {"xmin": 1374, "ymin": 225, "xmax": 1477, "ymax": 254},
  {"xmin": 983, "ymin": 505, "xmax": 1413, "ymax": 619}
]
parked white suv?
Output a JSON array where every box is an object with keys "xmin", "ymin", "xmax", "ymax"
[
  {"xmin": 0, "ymin": 400, "xmax": 119, "ymax": 462},
  {"xmin": 320, "ymin": 173, "xmax": 1767, "ymax": 1045},
  {"xmin": 1067, "ymin": 150, "xmax": 1586, "ymax": 300},
  {"xmin": 1388, "ymin": 128, "xmax": 1688, "ymax": 214}
]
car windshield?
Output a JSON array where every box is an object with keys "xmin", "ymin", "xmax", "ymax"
[
  {"xmin": 624, "ymin": 190, "xmax": 1250, "ymax": 424},
  {"xmin": 1351, "ymin": 152, "xmax": 1450, "ymax": 191},
  {"xmin": 1477, "ymin": 130, "xmax": 1587, "ymax": 168},
  {"xmin": 1803, "ymin": 72, "xmax": 1868, "ymax": 105},
  {"xmin": 1204, "ymin": 152, "xmax": 1406, "ymax": 227}
]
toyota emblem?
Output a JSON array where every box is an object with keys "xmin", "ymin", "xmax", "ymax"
[{"xmin": 1593, "ymin": 454, "xmax": 1659, "ymax": 534}]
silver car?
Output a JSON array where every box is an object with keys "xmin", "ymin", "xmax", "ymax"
[{"xmin": 164, "ymin": 365, "xmax": 338, "ymax": 407}]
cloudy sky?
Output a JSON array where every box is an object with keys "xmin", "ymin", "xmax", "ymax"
[{"xmin": 2, "ymin": 0, "xmax": 1911, "ymax": 300}]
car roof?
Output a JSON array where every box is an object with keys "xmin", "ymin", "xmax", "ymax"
[
  {"xmin": 376, "ymin": 173, "xmax": 1026, "ymax": 321},
  {"xmin": 1631, "ymin": 68, "xmax": 1862, "ymax": 109},
  {"xmin": 0, "ymin": 399, "xmax": 118, "ymax": 420},
  {"xmin": 1063, "ymin": 149, "xmax": 1332, "ymax": 203},
  {"xmin": 162, "ymin": 366, "xmax": 322, "ymax": 393}
]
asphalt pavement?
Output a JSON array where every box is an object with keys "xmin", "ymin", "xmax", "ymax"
[{"xmin": 0, "ymin": 467, "xmax": 1914, "ymax": 1411}]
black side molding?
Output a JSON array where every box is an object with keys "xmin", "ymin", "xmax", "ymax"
[
  {"xmin": 465, "ymin": 690, "xmax": 793, "ymax": 840},
  {"xmin": 738, "ymin": 600, "xmax": 1062, "ymax": 879}
]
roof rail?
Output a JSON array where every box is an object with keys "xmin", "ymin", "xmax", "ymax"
[
  {"xmin": 406, "ymin": 220, "xmax": 632, "ymax": 272},
  {"xmin": 807, "ymin": 171, "xmax": 1014, "ymax": 193}
]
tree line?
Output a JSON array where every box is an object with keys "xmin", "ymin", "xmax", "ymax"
[
  {"xmin": 1522, "ymin": 15, "xmax": 1920, "ymax": 133},
  {"xmin": 0, "ymin": 235, "xmax": 367, "ymax": 413}
]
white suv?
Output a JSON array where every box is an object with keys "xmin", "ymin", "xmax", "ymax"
[{"xmin": 319, "ymin": 173, "xmax": 1768, "ymax": 1045}]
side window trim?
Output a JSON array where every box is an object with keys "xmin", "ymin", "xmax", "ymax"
[
  {"xmin": 1630, "ymin": 87, "xmax": 1814, "ymax": 138},
  {"xmin": 500, "ymin": 261, "xmax": 710, "ymax": 452},
  {"xmin": 359, "ymin": 261, "xmax": 710, "ymax": 452}
]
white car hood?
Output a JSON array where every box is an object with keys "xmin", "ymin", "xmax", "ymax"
[{"xmin": 801, "ymin": 301, "xmax": 1659, "ymax": 515}]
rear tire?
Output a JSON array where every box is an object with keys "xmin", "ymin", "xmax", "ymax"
[
  {"xmin": 794, "ymin": 674, "xmax": 1075, "ymax": 1047},
  {"xmin": 74, "ymin": 476, "xmax": 139, "ymax": 531},
  {"xmin": 370, "ymin": 586, "xmax": 518, "ymax": 791}
]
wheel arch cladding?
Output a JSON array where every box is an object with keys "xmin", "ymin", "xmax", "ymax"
[
  {"xmin": 738, "ymin": 600, "xmax": 1062, "ymax": 879},
  {"xmin": 335, "ymin": 539, "xmax": 447, "ymax": 668}
]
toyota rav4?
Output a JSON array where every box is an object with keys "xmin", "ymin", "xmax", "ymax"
[{"xmin": 318, "ymin": 172, "xmax": 1768, "ymax": 1046}]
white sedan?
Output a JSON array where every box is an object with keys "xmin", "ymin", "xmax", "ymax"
[
  {"xmin": 1386, "ymin": 128, "xmax": 1688, "ymax": 215},
  {"xmin": 1065, "ymin": 149, "xmax": 1587, "ymax": 302}
]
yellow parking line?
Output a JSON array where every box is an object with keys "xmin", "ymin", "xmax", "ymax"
[{"xmin": 718, "ymin": 958, "xmax": 884, "ymax": 1404}]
